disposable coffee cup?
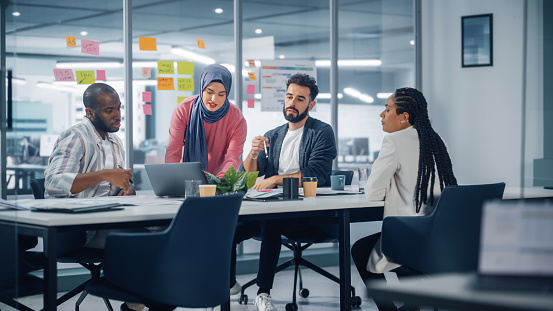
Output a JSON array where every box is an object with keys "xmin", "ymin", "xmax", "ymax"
[
  {"xmin": 302, "ymin": 177, "xmax": 318, "ymax": 198},
  {"xmin": 199, "ymin": 184, "xmax": 217, "ymax": 197}
]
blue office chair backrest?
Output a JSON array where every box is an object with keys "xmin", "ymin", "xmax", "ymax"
[
  {"xmin": 382, "ymin": 182, "xmax": 505, "ymax": 274},
  {"xmin": 29, "ymin": 178, "xmax": 45, "ymax": 199},
  {"xmin": 103, "ymin": 193, "xmax": 243, "ymax": 308},
  {"xmin": 332, "ymin": 170, "xmax": 354, "ymax": 185}
]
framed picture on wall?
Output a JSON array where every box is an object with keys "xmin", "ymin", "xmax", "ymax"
[{"xmin": 462, "ymin": 14, "xmax": 493, "ymax": 67}]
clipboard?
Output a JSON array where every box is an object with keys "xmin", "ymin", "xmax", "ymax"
[{"xmin": 31, "ymin": 203, "xmax": 129, "ymax": 213}]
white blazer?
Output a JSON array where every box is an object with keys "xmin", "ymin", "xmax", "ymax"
[{"xmin": 364, "ymin": 126, "xmax": 443, "ymax": 273}]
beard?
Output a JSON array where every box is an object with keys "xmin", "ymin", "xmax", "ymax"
[
  {"xmin": 282, "ymin": 106, "xmax": 309, "ymax": 123},
  {"xmin": 90, "ymin": 114, "xmax": 119, "ymax": 133}
]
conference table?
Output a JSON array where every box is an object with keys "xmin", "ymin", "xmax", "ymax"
[{"xmin": 0, "ymin": 190, "xmax": 384, "ymax": 311}]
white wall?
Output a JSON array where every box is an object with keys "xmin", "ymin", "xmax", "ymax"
[{"xmin": 421, "ymin": 0, "xmax": 542, "ymax": 188}]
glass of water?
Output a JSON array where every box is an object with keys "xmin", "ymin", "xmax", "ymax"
[{"xmin": 357, "ymin": 168, "xmax": 371, "ymax": 193}]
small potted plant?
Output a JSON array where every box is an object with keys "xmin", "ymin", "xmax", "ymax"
[{"xmin": 205, "ymin": 166, "xmax": 258, "ymax": 195}]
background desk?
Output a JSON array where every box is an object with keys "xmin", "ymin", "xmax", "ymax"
[
  {"xmin": 0, "ymin": 193, "xmax": 384, "ymax": 311},
  {"xmin": 365, "ymin": 273, "xmax": 553, "ymax": 311}
]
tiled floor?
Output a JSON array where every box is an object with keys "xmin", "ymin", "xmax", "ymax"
[{"xmin": 4, "ymin": 266, "xmax": 433, "ymax": 311}]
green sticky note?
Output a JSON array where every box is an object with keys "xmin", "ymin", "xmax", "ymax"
[
  {"xmin": 157, "ymin": 61, "xmax": 174, "ymax": 74},
  {"xmin": 178, "ymin": 78, "xmax": 194, "ymax": 91},
  {"xmin": 177, "ymin": 61, "xmax": 193, "ymax": 75},
  {"xmin": 76, "ymin": 71, "xmax": 95, "ymax": 84},
  {"xmin": 177, "ymin": 96, "xmax": 188, "ymax": 103}
]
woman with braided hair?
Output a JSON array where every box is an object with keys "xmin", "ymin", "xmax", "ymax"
[{"xmin": 351, "ymin": 87, "xmax": 457, "ymax": 311}]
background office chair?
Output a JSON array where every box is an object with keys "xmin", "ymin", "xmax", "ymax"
[
  {"xmin": 85, "ymin": 193, "xmax": 243, "ymax": 311},
  {"xmin": 381, "ymin": 182, "xmax": 506, "ymax": 274},
  {"xmin": 1, "ymin": 227, "xmax": 44, "ymax": 311},
  {"xmin": 29, "ymin": 178, "xmax": 106, "ymax": 310},
  {"xmin": 239, "ymin": 171, "xmax": 361, "ymax": 311}
]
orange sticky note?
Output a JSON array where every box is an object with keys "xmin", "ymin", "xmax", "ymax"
[
  {"xmin": 247, "ymin": 98, "xmax": 255, "ymax": 108},
  {"xmin": 248, "ymin": 59, "xmax": 256, "ymax": 68},
  {"xmin": 142, "ymin": 91, "xmax": 151, "ymax": 102},
  {"xmin": 196, "ymin": 39, "xmax": 205, "ymax": 49},
  {"xmin": 143, "ymin": 104, "xmax": 152, "ymax": 115},
  {"xmin": 96, "ymin": 70, "xmax": 106, "ymax": 81},
  {"xmin": 139, "ymin": 37, "xmax": 157, "ymax": 51},
  {"xmin": 248, "ymin": 72, "xmax": 257, "ymax": 81},
  {"xmin": 157, "ymin": 77, "xmax": 174, "ymax": 90},
  {"xmin": 142, "ymin": 67, "xmax": 151, "ymax": 78},
  {"xmin": 247, "ymin": 84, "xmax": 255, "ymax": 94},
  {"xmin": 66, "ymin": 36, "xmax": 76, "ymax": 47}
]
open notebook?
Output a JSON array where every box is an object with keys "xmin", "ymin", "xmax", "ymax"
[{"xmin": 475, "ymin": 198, "xmax": 553, "ymax": 292}]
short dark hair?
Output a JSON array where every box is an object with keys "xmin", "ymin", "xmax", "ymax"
[
  {"xmin": 83, "ymin": 83, "xmax": 118, "ymax": 110},
  {"xmin": 286, "ymin": 73, "xmax": 319, "ymax": 101}
]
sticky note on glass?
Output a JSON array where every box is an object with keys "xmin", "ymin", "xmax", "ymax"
[
  {"xmin": 66, "ymin": 36, "xmax": 76, "ymax": 47},
  {"xmin": 177, "ymin": 96, "xmax": 188, "ymax": 103},
  {"xmin": 177, "ymin": 61, "xmax": 193, "ymax": 75},
  {"xmin": 196, "ymin": 39, "xmax": 205, "ymax": 49},
  {"xmin": 81, "ymin": 39, "xmax": 99, "ymax": 56},
  {"xmin": 248, "ymin": 59, "xmax": 256, "ymax": 68},
  {"xmin": 157, "ymin": 77, "xmax": 174, "ymax": 90},
  {"xmin": 53, "ymin": 69, "xmax": 75, "ymax": 81},
  {"xmin": 178, "ymin": 78, "xmax": 194, "ymax": 91},
  {"xmin": 247, "ymin": 84, "xmax": 255, "ymax": 95},
  {"xmin": 247, "ymin": 98, "xmax": 255, "ymax": 108},
  {"xmin": 139, "ymin": 37, "xmax": 157, "ymax": 51},
  {"xmin": 143, "ymin": 91, "xmax": 151, "ymax": 102},
  {"xmin": 143, "ymin": 104, "xmax": 152, "ymax": 115},
  {"xmin": 142, "ymin": 67, "xmax": 151, "ymax": 78},
  {"xmin": 157, "ymin": 61, "xmax": 174, "ymax": 74},
  {"xmin": 248, "ymin": 72, "xmax": 257, "ymax": 81},
  {"xmin": 96, "ymin": 70, "xmax": 106, "ymax": 81},
  {"xmin": 76, "ymin": 71, "xmax": 95, "ymax": 84}
]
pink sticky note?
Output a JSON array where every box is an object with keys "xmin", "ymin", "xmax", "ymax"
[
  {"xmin": 96, "ymin": 70, "xmax": 106, "ymax": 81},
  {"xmin": 247, "ymin": 84, "xmax": 255, "ymax": 95},
  {"xmin": 142, "ymin": 91, "xmax": 151, "ymax": 102},
  {"xmin": 81, "ymin": 39, "xmax": 100, "ymax": 56},
  {"xmin": 247, "ymin": 98, "xmax": 255, "ymax": 108},
  {"xmin": 143, "ymin": 104, "xmax": 152, "ymax": 115},
  {"xmin": 53, "ymin": 69, "xmax": 75, "ymax": 81}
]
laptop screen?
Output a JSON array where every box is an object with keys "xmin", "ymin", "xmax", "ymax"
[{"xmin": 478, "ymin": 199, "xmax": 553, "ymax": 276}]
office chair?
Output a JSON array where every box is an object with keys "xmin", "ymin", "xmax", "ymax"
[
  {"xmin": 1, "ymin": 228, "xmax": 44, "ymax": 311},
  {"xmin": 29, "ymin": 178, "xmax": 107, "ymax": 310},
  {"xmin": 238, "ymin": 171, "xmax": 361, "ymax": 311},
  {"xmin": 381, "ymin": 182, "xmax": 506, "ymax": 274},
  {"xmin": 85, "ymin": 193, "xmax": 243, "ymax": 311}
]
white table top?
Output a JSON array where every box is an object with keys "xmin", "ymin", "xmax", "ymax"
[{"xmin": 0, "ymin": 192, "xmax": 382, "ymax": 227}]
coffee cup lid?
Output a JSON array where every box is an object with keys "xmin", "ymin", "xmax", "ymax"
[{"xmin": 302, "ymin": 177, "xmax": 318, "ymax": 182}]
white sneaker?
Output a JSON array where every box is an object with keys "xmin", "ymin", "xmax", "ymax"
[
  {"xmin": 254, "ymin": 293, "xmax": 278, "ymax": 311},
  {"xmin": 230, "ymin": 281, "xmax": 242, "ymax": 295}
]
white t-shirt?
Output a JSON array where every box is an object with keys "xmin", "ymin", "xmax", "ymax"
[
  {"xmin": 96, "ymin": 139, "xmax": 115, "ymax": 196},
  {"xmin": 278, "ymin": 127, "xmax": 304, "ymax": 175}
]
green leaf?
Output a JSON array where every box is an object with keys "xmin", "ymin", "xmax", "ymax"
[
  {"xmin": 232, "ymin": 173, "xmax": 248, "ymax": 192},
  {"xmin": 246, "ymin": 171, "xmax": 259, "ymax": 189},
  {"xmin": 205, "ymin": 166, "xmax": 259, "ymax": 194}
]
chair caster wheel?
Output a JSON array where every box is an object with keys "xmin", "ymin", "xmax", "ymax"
[
  {"xmin": 238, "ymin": 294, "xmax": 248, "ymax": 305},
  {"xmin": 285, "ymin": 303, "xmax": 298, "ymax": 311},
  {"xmin": 299, "ymin": 288, "xmax": 310, "ymax": 298},
  {"xmin": 351, "ymin": 296, "xmax": 362, "ymax": 307}
]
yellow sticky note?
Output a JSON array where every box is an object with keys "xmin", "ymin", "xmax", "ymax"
[
  {"xmin": 76, "ymin": 71, "xmax": 95, "ymax": 84},
  {"xmin": 157, "ymin": 61, "xmax": 174, "ymax": 74},
  {"xmin": 157, "ymin": 77, "xmax": 175, "ymax": 90},
  {"xmin": 177, "ymin": 61, "xmax": 194, "ymax": 75},
  {"xmin": 248, "ymin": 72, "xmax": 257, "ymax": 81},
  {"xmin": 196, "ymin": 39, "xmax": 205, "ymax": 49},
  {"xmin": 178, "ymin": 78, "xmax": 194, "ymax": 91},
  {"xmin": 139, "ymin": 37, "xmax": 157, "ymax": 51},
  {"xmin": 142, "ymin": 67, "xmax": 151, "ymax": 78},
  {"xmin": 66, "ymin": 36, "xmax": 76, "ymax": 47},
  {"xmin": 177, "ymin": 96, "xmax": 188, "ymax": 103}
]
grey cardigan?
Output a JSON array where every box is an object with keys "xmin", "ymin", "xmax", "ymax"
[{"xmin": 240, "ymin": 117, "xmax": 337, "ymax": 187}]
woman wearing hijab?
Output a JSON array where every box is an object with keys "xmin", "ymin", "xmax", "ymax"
[{"xmin": 165, "ymin": 64, "xmax": 247, "ymax": 177}]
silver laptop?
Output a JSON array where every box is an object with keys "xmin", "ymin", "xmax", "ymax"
[
  {"xmin": 144, "ymin": 162, "xmax": 207, "ymax": 197},
  {"xmin": 476, "ymin": 198, "xmax": 553, "ymax": 292}
]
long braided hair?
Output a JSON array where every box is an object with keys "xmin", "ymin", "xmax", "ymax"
[{"xmin": 393, "ymin": 87, "xmax": 457, "ymax": 213}]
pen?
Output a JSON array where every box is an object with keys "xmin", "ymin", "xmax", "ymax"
[
  {"xmin": 263, "ymin": 140, "xmax": 269, "ymax": 158},
  {"xmin": 118, "ymin": 165, "xmax": 134, "ymax": 185}
]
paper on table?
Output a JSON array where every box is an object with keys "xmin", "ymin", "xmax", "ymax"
[{"xmin": 246, "ymin": 188, "xmax": 283, "ymax": 199}]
